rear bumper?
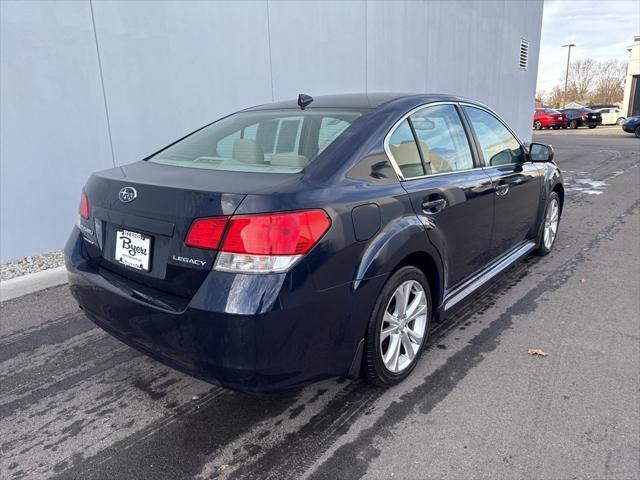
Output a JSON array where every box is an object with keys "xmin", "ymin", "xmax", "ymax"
[{"xmin": 65, "ymin": 228, "xmax": 380, "ymax": 393}]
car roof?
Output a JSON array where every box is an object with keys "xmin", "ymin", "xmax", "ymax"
[{"xmin": 244, "ymin": 92, "xmax": 479, "ymax": 112}]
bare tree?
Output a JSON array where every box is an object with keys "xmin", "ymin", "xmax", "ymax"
[
  {"xmin": 590, "ymin": 60, "xmax": 627, "ymax": 104},
  {"xmin": 567, "ymin": 58, "xmax": 597, "ymax": 102},
  {"xmin": 546, "ymin": 85, "xmax": 565, "ymax": 108},
  {"xmin": 540, "ymin": 57, "xmax": 627, "ymax": 108}
]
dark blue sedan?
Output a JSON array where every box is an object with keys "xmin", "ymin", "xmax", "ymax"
[
  {"xmin": 65, "ymin": 93, "xmax": 563, "ymax": 392},
  {"xmin": 622, "ymin": 115, "xmax": 640, "ymax": 137}
]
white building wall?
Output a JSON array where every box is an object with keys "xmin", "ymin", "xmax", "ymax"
[
  {"xmin": 0, "ymin": 0, "xmax": 543, "ymax": 261},
  {"xmin": 622, "ymin": 37, "xmax": 640, "ymax": 117}
]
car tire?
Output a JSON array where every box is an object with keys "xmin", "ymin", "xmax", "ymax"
[
  {"xmin": 588, "ymin": 125, "xmax": 596, "ymax": 129},
  {"xmin": 569, "ymin": 120, "xmax": 578, "ymax": 129},
  {"xmin": 616, "ymin": 117, "xmax": 625, "ymax": 126},
  {"xmin": 363, "ymin": 266, "xmax": 431, "ymax": 387},
  {"xmin": 534, "ymin": 191, "xmax": 561, "ymax": 256},
  {"xmin": 552, "ymin": 126, "xmax": 560, "ymax": 130},
  {"xmin": 534, "ymin": 121, "xmax": 542, "ymax": 130},
  {"xmin": 635, "ymin": 126, "xmax": 640, "ymax": 138}
]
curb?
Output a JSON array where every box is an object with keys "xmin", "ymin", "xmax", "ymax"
[{"xmin": 0, "ymin": 266, "xmax": 68, "ymax": 302}]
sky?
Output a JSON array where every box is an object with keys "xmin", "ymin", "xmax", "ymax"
[{"xmin": 536, "ymin": 0, "xmax": 640, "ymax": 93}]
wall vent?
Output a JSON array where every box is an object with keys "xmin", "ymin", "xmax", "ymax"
[{"xmin": 519, "ymin": 39, "xmax": 529, "ymax": 70}]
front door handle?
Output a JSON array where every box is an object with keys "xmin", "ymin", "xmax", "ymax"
[
  {"xmin": 495, "ymin": 183, "xmax": 509, "ymax": 196},
  {"xmin": 422, "ymin": 198, "xmax": 447, "ymax": 214}
]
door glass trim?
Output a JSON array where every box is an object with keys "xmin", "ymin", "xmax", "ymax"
[{"xmin": 385, "ymin": 101, "xmax": 495, "ymax": 181}]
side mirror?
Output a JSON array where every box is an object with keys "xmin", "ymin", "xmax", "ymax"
[{"xmin": 529, "ymin": 142, "xmax": 554, "ymax": 162}]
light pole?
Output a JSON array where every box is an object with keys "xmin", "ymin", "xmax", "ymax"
[{"xmin": 561, "ymin": 43, "xmax": 576, "ymax": 108}]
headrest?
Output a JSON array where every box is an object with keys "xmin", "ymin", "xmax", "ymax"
[
  {"xmin": 389, "ymin": 142, "xmax": 419, "ymax": 166},
  {"xmin": 232, "ymin": 139, "xmax": 264, "ymax": 164}
]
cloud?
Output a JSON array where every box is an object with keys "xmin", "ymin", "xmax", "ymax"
[{"xmin": 536, "ymin": 0, "xmax": 639, "ymax": 93}]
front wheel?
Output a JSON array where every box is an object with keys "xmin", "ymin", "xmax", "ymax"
[
  {"xmin": 534, "ymin": 121, "xmax": 542, "ymax": 130},
  {"xmin": 588, "ymin": 125, "xmax": 597, "ymax": 129},
  {"xmin": 534, "ymin": 192, "xmax": 560, "ymax": 256},
  {"xmin": 363, "ymin": 266, "xmax": 431, "ymax": 386},
  {"xmin": 616, "ymin": 117, "xmax": 625, "ymax": 126},
  {"xmin": 569, "ymin": 120, "xmax": 578, "ymax": 129},
  {"xmin": 552, "ymin": 126, "xmax": 560, "ymax": 130}
]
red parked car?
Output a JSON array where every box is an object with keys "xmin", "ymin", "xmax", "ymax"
[{"xmin": 533, "ymin": 108, "xmax": 568, "ymax": 130}]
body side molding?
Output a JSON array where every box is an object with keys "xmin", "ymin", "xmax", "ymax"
[{"xmin": 442, "ymin": 241, "xmax": 536, "ymax": 311}]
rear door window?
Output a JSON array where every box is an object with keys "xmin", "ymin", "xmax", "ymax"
[
  {"xmin": 409, "ymin": 104, "xmax": 474, "ymax": 174},
  {"xmin": 387, "ymin": 120, "xmax": 424, "ymax": 178}
]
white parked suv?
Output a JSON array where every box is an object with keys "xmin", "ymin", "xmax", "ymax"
[{"xmin": 595, "ymin": 108, "xmax": 626, "ymax": 126}]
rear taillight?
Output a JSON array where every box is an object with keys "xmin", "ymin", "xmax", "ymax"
[
  {"xmin": 581, "ymin": 114, "xmax": 588, "ymax": 119},
  {"xmin": 187, "ymin": 209, "xmax": 331, "ymax": 274},
  {"xmin": 79, "ymin": 191, "xmax": 89, "ymax": 219},
  {"xmin": 185, "ymin": 217, "xmax": 229, "ymax": 250},
  {"xmin": 222, "ymin": 210, "xmax": 330, "ymax": 255}
]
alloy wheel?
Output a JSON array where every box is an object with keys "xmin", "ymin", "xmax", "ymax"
[
  {"xmin": 543, "ymin": 197, "xmax": 559, "ymax": 249},
  {"xmin": 380, "ymin": 280, "xmax": 428, "ymax": 373}
]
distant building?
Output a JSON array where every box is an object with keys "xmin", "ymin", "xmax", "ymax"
[
  {"xmin": 564, "ymin": 101, "xmax": 585, "ymax": 109},
  {"xmin": 622, "ymin": 35, "xmax": 640, "ymax": 117}
]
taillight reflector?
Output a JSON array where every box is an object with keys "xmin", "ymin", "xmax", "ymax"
[
  {"xmin": 185, "ymin": 217, "xmax": 229, "ymax": 250},
  {"xmin": 79, "ymin": 191, "xmax": 90, "ymax": 219},
  {"xmin": 221, "ymin": 210, "xmax": 331, "ymax": 255}
]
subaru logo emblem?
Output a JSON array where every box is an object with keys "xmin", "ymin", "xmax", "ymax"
[{"xmin": 118, "ymin": 187, "xmax": 137, "ymax": 203}]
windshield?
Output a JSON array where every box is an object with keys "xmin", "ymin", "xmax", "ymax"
[
  {"xmin": 149, "ymin": 109, "xmax": 364, "ymax": 173},
  {"xmin": 544, "ymin": 109, "xmax": 560, "ymax": 114}
]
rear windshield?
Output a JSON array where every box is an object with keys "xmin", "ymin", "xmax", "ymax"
[{"xmin": 148, "ymin": 109, "xmax": 363, "ymax": 173}]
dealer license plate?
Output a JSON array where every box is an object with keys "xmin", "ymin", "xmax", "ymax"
[{"xmin": 115, "ymin": 229, "xmax": 152, "ymax": 271}]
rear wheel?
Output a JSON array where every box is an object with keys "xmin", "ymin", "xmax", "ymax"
[
  {"xmin": 569, "ymin": 120, "xmax": 578, "ymax": 129},
  {"xmin": 616, "ymin": 117, "xmax": 625, "ymax": 126},
  {"xmin": 534, "ymin": 121, "xmax": 542, "ymax": 130},
  {"xmin": 588, "ymin": 125, "xmax": 597, "ymax": 129},
  {"xmin": 363, "ymin": 266, "xmax": 431, "ymax": 386},
  {"xmin": 534, "ymin": 192, "xmax": 560, "ymax": 256}
]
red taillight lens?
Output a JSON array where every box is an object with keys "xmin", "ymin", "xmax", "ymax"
[
  {"xmin": 185, "ymin": 217, "xmax": 229, "ymax": 250},
  {"xmin": 221, "ymin": 210, "xmax": 331, "ymax": 255},
  {"xmin": 79, "ymin": 191, "xmax": 89, "ymax": 219},
  {"xmin": 581, "ymin": 114, "xmax": 588, "ymax": 119}
]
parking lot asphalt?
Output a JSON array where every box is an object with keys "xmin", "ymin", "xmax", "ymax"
[{"xmin": 1, "ymin": 131, "xmax": 639, "ymax": 480}]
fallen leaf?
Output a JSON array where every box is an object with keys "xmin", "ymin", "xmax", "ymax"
[{"xmin": 528, "ymin": 348, "xmax": 548, "ymax": 356}]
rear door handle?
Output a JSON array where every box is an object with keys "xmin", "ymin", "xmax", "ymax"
[
  {"xmin": 495, "ymin": 184, "xmax": 509, "ymax": 196},
  {"xmin": 422, "ymin": 198, "xmax": 447, "ymax": 214}
]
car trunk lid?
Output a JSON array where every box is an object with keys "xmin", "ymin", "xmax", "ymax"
[{"xmin": 81, "ymin": 160, "xmax": 299, "ymax": 298}]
